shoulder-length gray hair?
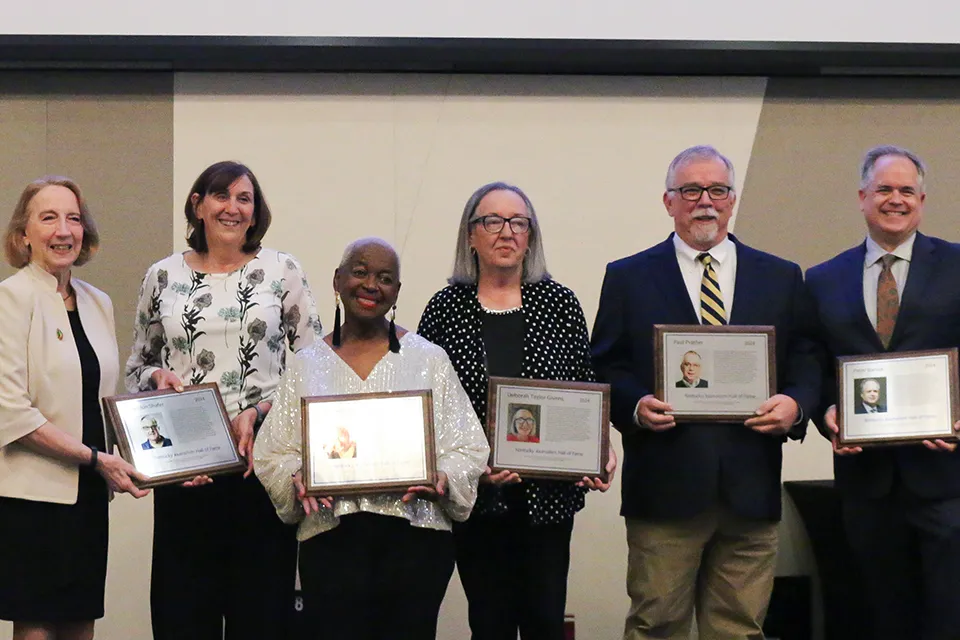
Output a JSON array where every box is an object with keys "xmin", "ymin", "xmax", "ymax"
[{"xmin": 449, "ymin": 181, "xmax": 551, "ymax": 285}]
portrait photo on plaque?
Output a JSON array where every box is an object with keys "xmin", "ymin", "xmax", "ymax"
[
  {"xmin": 654, "ymin": 324, "xmax": 776, "ymax": 421},
  {"xmin": 838, "ymin": 348, "xmax": 959, "ymax": 446},
  {"xmin": 102, "ymin": 382, "xmax": 245, "ymax": 488},
  {"xmin": 487, "ymin": 377, "xmax": 610, "ymax": 482},
  {"xmin": 302, "ymin": 390, "xmax": 436, "ymax": 496}
]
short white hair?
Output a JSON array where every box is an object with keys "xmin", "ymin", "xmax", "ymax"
[
  {"xmin": 665, "ymin": 145, "xmax": 736, "ymax": 190},
  {"xmin": 338, "ymin": 237, "xmax": 400, "ymax": 276}
]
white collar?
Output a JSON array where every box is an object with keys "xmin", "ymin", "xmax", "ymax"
[
  {"xmin": 864, "ymin": 232, "xmax": 916, "ymax": 267},
  {"xmin": 673, "ymin": 234, "xmax": 734, "ymax": 267}
]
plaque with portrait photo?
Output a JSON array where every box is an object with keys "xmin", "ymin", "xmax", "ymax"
[
  {"xmin": 837, "ymin": 348, "xmax": 959, "ymax": 446},
  {"xmin": 486, "ymin": 377, "xmax": 610, "ymax": 482},
  {"xmin": 301, "ymin": 390, "xmax": 436, "ymax": 496},
  {"xmin": 654, "ymin": 324, "xmax": 776, "ymax": 421},
  {"xmin": 101, "ymin": 382, "xmax": 245, "ymax": 488}
]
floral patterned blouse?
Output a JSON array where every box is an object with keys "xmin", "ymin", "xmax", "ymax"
[{"xmin": 125, "ymin": 249, "xmax": 322, "ymax": 418}]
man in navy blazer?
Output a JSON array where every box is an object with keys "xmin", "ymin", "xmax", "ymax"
[
  {"xmin": 591, "ymin": 146, "xmax": 820, "ymax": 640},
  {"xmin": 807, "ymin": 145, "xmax": 960, "ymax": 640}
]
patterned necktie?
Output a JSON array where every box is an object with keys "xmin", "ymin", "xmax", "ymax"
[
  {"xmin": 698, "ymin": 253, "xmax": 727, "ymax": 325},
  {"xmin": 876, "ymin": 254, "xmax": 900, "ymax": 348}
]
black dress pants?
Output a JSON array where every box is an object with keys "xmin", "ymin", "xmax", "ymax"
[
  {"xmin": 844, "ymin": 487, "xmax": 960, "ymax": 640},
  {"xmin": 150, "ymin": 473, "xmax": 299, "ymax": 640},
  {"xmin": 454, "ymin": 512, "xmax": 575, "ymax": 640},
  {"xmin": 298, "ymin": 512, "xmax": 456, "ymax": 640}
]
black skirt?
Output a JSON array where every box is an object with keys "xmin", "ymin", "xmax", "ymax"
[
  {"xmin": 0, "ymin": 308, "xmax": 109, "ymax": 622},
  {"xmin": 0, "ymin": 467, "xmax": 109, "ymax": 622}
]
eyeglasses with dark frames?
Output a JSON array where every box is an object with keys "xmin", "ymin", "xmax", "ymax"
[
  {"xmin": 667, "ymin": 184, "xmax": 733, "ymax": 202},
  {"xmin": 471, "ymin": 215, "xmax": 531, "ymax": 234}
]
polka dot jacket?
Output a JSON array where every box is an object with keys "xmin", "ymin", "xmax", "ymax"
[{"xmin": 417, "ymin": 279, "xmax": 594, "ymax": 525}]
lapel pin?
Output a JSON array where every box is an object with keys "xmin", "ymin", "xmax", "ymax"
[{"xmin": 56, "ymin": 329, "xmax": 63, "ymax": 341}]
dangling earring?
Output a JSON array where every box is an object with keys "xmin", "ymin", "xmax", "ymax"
[
  {"xmin": 332, "ymin": 292, "xmax": 342, "ymax": 347},
  {"xmin": 388, "ymin": 304, "xmax": 400, "ymax": 353}
]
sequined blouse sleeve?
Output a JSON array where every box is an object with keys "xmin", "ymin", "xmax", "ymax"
[
  {"xmin": 252, "ymin": 351, "xmax": 306, "ymax": 525},
  {"xmin": 430, "ymin": 351, "xmax": 489, "ymax": 522}
]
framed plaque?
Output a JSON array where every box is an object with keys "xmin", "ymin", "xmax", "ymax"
[
  {"xmin": 486, "ymin": 377, "xmax": 610, "ymax": 482},
  {"xmin": 101, "ymin": 382, "xmax": 245, "ymax": 488},
  {"xmin": 301, "ymin": 390, "xmax": 436, "ymax": 496},
  {"xmin": 654, "ymin": 324, "xmax": 776, "ymax": 421},
  {"xmin": 837, "ymin": 348, "xmax": 959, "ymax": 446}
]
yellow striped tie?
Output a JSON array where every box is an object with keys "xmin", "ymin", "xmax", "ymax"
[{"xmin": 698, "ymin": 253, "xmax": 727, "ymax": 325}]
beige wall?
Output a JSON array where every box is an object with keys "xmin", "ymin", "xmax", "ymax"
[{"xmin": 5, "ymin": 71, "xmax": 960, "ymax": 640}]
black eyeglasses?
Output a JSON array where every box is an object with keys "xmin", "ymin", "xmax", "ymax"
[
  {"xmin": 471, "ymin": 215, "xmax": 531, "ymax": 234},
  {"xmin": 513, "ymin": 417, "xmax": 535, "ymax": 426},
  {"xmin": 668, "ymin": 184, "xmax": 733, "ymax": 202}
]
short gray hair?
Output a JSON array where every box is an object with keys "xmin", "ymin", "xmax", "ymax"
[
  {"xmin": 665, "ymin": 145, "xmax": 736, "ymax": 190},
  {"xmin": 449, "ymin": 181, "xmax": 551, "ymax": 285},
  {"xmin": 338, "ymin": 237, "xmax": 400, "ymax": 277},
  {"xmin": 860, "ymin": 145, "xmax": 926, "ymax": 192}
]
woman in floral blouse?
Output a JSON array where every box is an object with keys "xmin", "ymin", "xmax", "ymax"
[{"xmin": 125, "ymin": 161, "xmax": 321, "ymax": 640}]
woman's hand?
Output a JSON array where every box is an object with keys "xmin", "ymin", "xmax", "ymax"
[
  {"xmin": 231, "ymin": 407, "xmax": 258, "ymax": 478},
  {"xmin": 96, "ymin": 451, "xmax": 151, "ymax": 498},
  {"xmin": 403, "ymin": 471, "xmax": 448, "ymax": 503},
  {"xmin": 182, "ymin": 475, "xmax": 213, "ymax": 488},
  {"xmin": 479, "ymin": 466, "xmax": 521, "ymax": 486},
  {"xmin": 293, "ymin": 470, "xmax": 332, "ymax": 514},
  {"xmin": 150, "ymin": 370, "xmax": 184, "ymax": 392},
  {"xmin": 579, "ymin": 444, "xmax": 618, "ymax": 492}
]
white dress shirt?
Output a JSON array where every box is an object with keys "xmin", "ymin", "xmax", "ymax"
[
  {"xmin": 673, "ymin": 234, "xmax": 737, "ymax": 321},
  {"xmin": 863, "ymin": 233, "xmax": 914, "ymax": 329}
]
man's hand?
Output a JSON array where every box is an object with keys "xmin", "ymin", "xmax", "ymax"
[
  {"xmin": 922, "ymin": 421, "xmax": 960, "ymax": 452},
  {"xmin": 744, "ymin": 394, "xmax": 799, "ymax": 436},
  {"xmin": 636, "ymin": 395, "xmax": 675, "ymax": 431},
  {"xmin": 823, "ymin": 405, "xmax": 863, "ymax": 455}
]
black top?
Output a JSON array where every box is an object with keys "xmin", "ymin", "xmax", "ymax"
[
  {"xmin": 68, "ymin": 310, "xmax": 106, "ymax": 479},
  {"xmin": 418, "ymin": 280, "xmax": 595, "ymax": 525},
  {"xmin": 481, "ymin": 308, "xmax": 524, "ymax": 379}
]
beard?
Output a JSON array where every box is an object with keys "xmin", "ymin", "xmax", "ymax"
[{"xmin": 690, "ymin": 209, "xmax": 720, "ymax": 245}]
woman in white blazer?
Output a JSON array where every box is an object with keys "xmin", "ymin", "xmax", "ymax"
[{"xmin": 0, "ymin": 177, "xmax": 148, "ymax": 640}]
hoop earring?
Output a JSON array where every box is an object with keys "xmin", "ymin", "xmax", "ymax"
[
  {"xmin": 388, "ymin": 304, "xmax": 400, "ymax": 353},
  {"xmin": 332, "ymin": 292, "xmax": 342, "ymax": 347}
]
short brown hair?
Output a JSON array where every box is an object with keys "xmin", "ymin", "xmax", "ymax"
[
  {"xmin": 4, "ymin": 176, "xmax": 100, "ymax": 268},
  {"xmin": 184, "ymin": 161, "xmax": 271, "ymax": 254}
]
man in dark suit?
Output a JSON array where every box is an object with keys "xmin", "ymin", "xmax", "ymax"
[
  {"xmin": 591, "ymin": 145, "xmax": 820, "ymax": 640},
  {"xmin": 807, "ymin": 145, "xmax": 960, "ymax": 640},
  {"xmin": 852, "ymin": 378, "xmax": 886, "ymax": 414},
  {"xmin": 675, "ymin": 350, "xmax": 709, "ymax": 388}
]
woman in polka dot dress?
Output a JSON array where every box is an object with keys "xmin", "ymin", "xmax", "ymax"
[{"xmin": 418, "ymin": 181, "xmax": 616, "ymax": 640}]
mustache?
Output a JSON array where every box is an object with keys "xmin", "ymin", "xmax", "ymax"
[{"xmin": 692, "ymin": 209, "xmax": 720, "ymax": 221}]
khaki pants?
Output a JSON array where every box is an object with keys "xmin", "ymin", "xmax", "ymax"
[{"xmin": 623, "ymin": 506, "xmax": 778, "ymax": 640}]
